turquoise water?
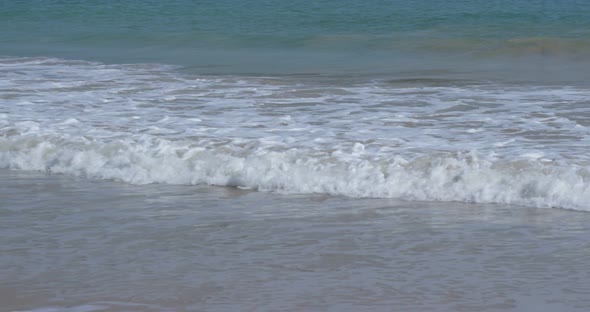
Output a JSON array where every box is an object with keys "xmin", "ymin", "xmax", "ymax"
[
  {"xmin": 2, "ymin": 0, "xmax": 590, "ymax": 79},
  {"xmin": 4, "ymin": 3, "xmax": 590, "ymax": 310}
]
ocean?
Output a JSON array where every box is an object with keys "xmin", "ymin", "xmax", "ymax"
[{"xmin": 2, "ymin": 1, "xmax": 590, "ymax": 311}]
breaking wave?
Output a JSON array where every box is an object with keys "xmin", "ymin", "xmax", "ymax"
[
  {"xmin": 2, "ymin": 133, "xmax": 589, "ymax": 211},
  {"xmin": 2, "ymin": 56, "xmax": 590, "ymax": 211}
]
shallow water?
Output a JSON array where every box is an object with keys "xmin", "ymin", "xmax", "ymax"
[
  {"xmin": 2, "ymin": 169, "xmax": 590, "ymax": 311},
  {"xmin": 2, "ymin": 2, "xmax": 590, "ymax": 210},
  {"xmin": 2, "ymin": 57, "xmax": 590, "ymax": 210},
  {"xmin": 2, "ymin": 2, "xmax": 590, "ymax": 310}
]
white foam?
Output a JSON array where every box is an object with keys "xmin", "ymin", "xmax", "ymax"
[
  {"xmin": 62, "ymin": 118, "xmax": 79, "ymax": 125},
  {"xmin": 11, "ymin": 305, "xmax": 105, "ymax": 312},
  {"xmin": 2, "ymin": 56, "xmax": 590, "ymax": 210},
  {"xmin": 1, "ymin": 134, "xmax": 589, "ymax": 211}
]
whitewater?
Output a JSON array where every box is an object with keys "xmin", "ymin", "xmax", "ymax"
[{"xmin": 1, "ymin": 56, "xmax": 589, "ymax": 211}]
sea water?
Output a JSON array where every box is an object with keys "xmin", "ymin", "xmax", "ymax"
[
  {"xmin": 2, "ymin": 169, "xmax": 590, "ymax": 311},
  {"xmin": 2, "ymin": 1, "xmax": 590, "ymax": 311},
  {"xmin": 2, "ymin": 57, "xmax": 590, "ymax": 210}
]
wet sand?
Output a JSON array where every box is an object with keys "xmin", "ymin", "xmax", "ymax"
[{"xmin": 2, "ymin": 169, "xmax": 590, "ymax": 311}]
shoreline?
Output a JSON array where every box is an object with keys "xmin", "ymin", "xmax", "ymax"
[{"xmin": 2, "ymin": 169, "xmax": 590, "ymax": 311}]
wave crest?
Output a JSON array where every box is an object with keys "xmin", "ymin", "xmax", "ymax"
[{"xmin": 2, "ymin": 134, "xmax": 589, "ymax": 211}]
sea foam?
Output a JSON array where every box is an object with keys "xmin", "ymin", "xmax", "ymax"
[
  {"xmin": 1, "ymin": 133, "xmax": 589, "ymax": 211},
  {"xmin": 2, "ymin": 57, "xmax": 590, "ymax": 210}
]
